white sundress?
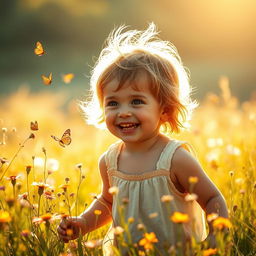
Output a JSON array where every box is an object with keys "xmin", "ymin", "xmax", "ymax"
[{"xmin": 103, "ymin": 139, "xmax": 207, "ymax": 255}]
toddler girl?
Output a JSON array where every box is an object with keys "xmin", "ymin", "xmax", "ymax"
[{"xmin": 57, "ymin": 23, "xmax": 228, "ymax": 255}]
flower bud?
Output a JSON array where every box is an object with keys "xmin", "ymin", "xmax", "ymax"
[
  {"xmin": 26, "ymin": 166, "xmax": 32, "ymax": 175},
  {"xmin": 29, "ymin": 133, "xmax": 35, "ymax": 139}
]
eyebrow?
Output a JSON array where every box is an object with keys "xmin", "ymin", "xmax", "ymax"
[
  {"xmin": 104, "ymin": 96, "xmax": 116, "ymax": 101},
  {"xmin": 105, "ymin": 94, "xmax": 147, "ymax": 101},
  {"xmin": 130, "ymin": 94, "xmax": 147, "ymax": 99}
]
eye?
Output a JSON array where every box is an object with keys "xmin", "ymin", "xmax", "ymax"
[
  {"xmin": 106, "ymin": 101, "xmax": 118, "ymax": 107},
  {"xmin": 131, "ymin": 99, "xmax": 145, "ymax": 105}
]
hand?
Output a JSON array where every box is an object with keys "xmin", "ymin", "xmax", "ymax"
[{"xmin": 57, "ymin": 216, "xmax": 86, "ymax": 243}]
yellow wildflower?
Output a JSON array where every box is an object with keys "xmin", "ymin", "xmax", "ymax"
[
  {"xmin": 0, "ymin": 211, "xmax": 11, "ymax": 223},
  {"xmin": 170, "ymin": 212, "xmax": 189, "ymax": 223},
  {"xmin": 213, "ymin": 217, "xmax": 232, "ymax": 230},
  {"xmin": 139, "ymin": 232, "xmax": 158, "ymax": 250},
  {"xmin": 207, "ymin": 213, "xmax": 219, "ymax": 222},
  {"xmin": 188, "ymin": 176, "xmax": 198, "ymax": 184},
  {"xmin": 32, "ymin": 213, "xmax": 60, "ymax": 224},
  {"xmin": 66, "ymin": 229, "xmax": 73, "ymax": 236},
  {"xmin": 128, "ymin": 217, "xmax": 135, "ymax": 223},
  {"xmin": 94, "ymin": 209, "xmax": 102, "ymax": 216},
  {"xmin": 40, "ymin": 213, "xmax": 52, "ymax": 221},
  {"xmin": 203, "ymin": 248, "xmax": 218, "ymax": 256}
]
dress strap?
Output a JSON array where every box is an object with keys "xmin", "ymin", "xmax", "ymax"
[
  {"xmin": 156, "ymin": 140, "xmax": 194, "ymax": 171},
  {"xmin": 104, "ymin": 141, "xmax": 122, "ymax": 172}
]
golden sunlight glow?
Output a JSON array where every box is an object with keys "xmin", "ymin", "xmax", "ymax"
[
  {"xmin": 46, "ymin": 158, "xmax": 59, "ymax": 171},
  {"xmin": 0, "ymin": 61, "xmax": 255, "ymax": 253},
  {"xmin": 34, "ymin": 157, "xmax": 44, "ymax": 167}
]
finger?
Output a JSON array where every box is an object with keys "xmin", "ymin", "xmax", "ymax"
[
  {"xmin": 58, "ymin": 224, "xmax": 68, "ymax": 233},
  {"xmin": 59, "ymin": 222, "xmax": 68, "ymax": 229},
  {"xmin": 58, "ymin": 233, "xmax": 71, "ymax": 242},
  {"xmin": 60, "ymin": 236, "xmax": 70, "ymax": 243},
  {"xmin": 57, "ymin": 226, "xmax": 67, "ymax": 236}
]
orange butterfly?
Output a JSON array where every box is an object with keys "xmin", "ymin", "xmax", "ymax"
[
  {"xmin": 41, "ymin": 73, "xmax": 52, "ymax": 85},
  {"xmin": 30, "ymin": 121, "xmax": 38, "ymax": 131},
  {"xmin": 62, "ymin": 73, "xmax": 74, "ymax": 84},
  {"xmin": 51, "ymin": 129, "xmax": 71, "ymax": 147},
  {"xmin": 34, "ymin": 41, "xmax": 45, "ymax": 56}
]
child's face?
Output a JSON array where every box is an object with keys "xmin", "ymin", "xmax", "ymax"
[{"xmin": 102, "ymin": 72, "xmax": 165, "ymax": 144}]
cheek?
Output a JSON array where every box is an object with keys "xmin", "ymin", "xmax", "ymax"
[
  {"xmin": 104, "ymin": 110, "xmax": 114, "ymax": 125},
  {"xmin": 138, "ymin": 107, "xmax": 161, "ymax": 120}
]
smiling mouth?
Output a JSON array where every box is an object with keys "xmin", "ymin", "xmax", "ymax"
[{"xmin": 117, "ymin": 123, "xmax": 140, "ymax": 129}]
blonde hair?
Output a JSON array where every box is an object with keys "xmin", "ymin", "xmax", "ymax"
[{"xmin": 81, "ymin": 22, "xmax": 197, "ymax": 133}]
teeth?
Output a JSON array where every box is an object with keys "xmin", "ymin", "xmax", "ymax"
[
  {"xmin": 121, "ymin": 124, "xmax": 132, "ymax": 127},
  {"xmin": 119, "ymin": 123, "xmax": 137, "ymax": 128}
]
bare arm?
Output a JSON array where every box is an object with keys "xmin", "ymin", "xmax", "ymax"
[
  {"xmin": 79, "ymin": 153, "xmax": 113, "ymax": 234},
  {"xmin": 58, "ymin": 153, "xmax": 113, "ymax": 241},
  {"xmin": 171, "ymin": 147, "xmax": 229, "ymax": 232}
]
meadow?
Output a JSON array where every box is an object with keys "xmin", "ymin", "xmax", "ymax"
[{"xmin": 0, "ymin": 78, "xmax": 255, "ymax": 256}]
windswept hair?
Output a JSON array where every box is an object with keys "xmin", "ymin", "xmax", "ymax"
[{"xmin": 80, "ymin": 22, "xmax": 197, "ymax": 133}]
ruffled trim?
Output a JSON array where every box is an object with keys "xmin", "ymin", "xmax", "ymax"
[{"xmin": 108, "ymin": 169, "xmax": 170, "ymax": 181}]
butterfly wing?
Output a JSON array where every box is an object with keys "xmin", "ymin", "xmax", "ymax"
[
  {"xmin": 42, "ymin": 73, "xmax": 52, "ymax": 85},
  {"xmin": 34, "ymin": 41, "xmax": 44, "ymax": 56},
  {"xmin": 62, "ymin": 73, "xmax": 74, "ymax": 84},
  {"xmin": 59, "ymin": 129, "xmax": 71, "ymax": 147},
  {"xmin": 30, "ymin": 121, "xmax": 38, "ymax": 131},
  {"xmin": 51, "ymin": 129, "xmax": 71, "ymax": 147}
]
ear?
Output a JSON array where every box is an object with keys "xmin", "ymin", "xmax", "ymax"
[{"xmin": 160, "ymin": 107, "xmax": 170, "ymax": 123}]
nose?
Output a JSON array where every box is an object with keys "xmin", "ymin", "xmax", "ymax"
[{"xmin": 117, "ymin": 108, "xmax": 132, "ymax": 118}]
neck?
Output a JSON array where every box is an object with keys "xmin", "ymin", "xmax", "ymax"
[{"xmin": 122, "ymin": 134, "xmax": 168, "ymax": 154}]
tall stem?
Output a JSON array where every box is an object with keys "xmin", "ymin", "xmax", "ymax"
[
  {"xmin": 65, "ymin": 192, "xmax": 72, "ymax": 217},
  {"xmin": 12, "ymin": 185, "xmax": 16, "ymax": 198},
  {"xmin": 38, "ymin": 195, "xmax": 41, "ymax": 217},
  {"xmin": 43, "ymin": 150, "xmax": 47, "ymax": 183},
  {"xmin": 75, "ymin": 168, "xmax": 82, "ymax": 217},
  {"xmin": 27, "ymin": 174, "xmax": 30, "ymax": 200},
  {"xmin": 32, "ymin": 157, "xmax": 35, "ymax": 181},
  {"xmin": 0, "ymin": 137, "xmax": 30, "ymax": 181}
]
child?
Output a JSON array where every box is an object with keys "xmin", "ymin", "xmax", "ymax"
[{"xmin": 57, "ymin": 23, "xmax": 228, "ymax": 255}]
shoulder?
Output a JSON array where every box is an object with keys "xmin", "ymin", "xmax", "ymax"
[
  {"xmin": 171, "ymin": 144, "xmax": 201, "ymax": 175},
  {"xmin": 98, "ymin": 152, "xmax": 113, "ymax": 205},
  {"xmin": 99, "ymin": 152, "xmax": 107, "ymax": 170},
  {"xmin": 172, "ymin": 144, "xmax": 196, "ymax": 165},
  {"xmin": 98, "ymin": 140, "xmax": 121, "ymax": 174},
  {"xmin": 170, "ymin": 144, "xmax": 202, "ymax": 193},
  {"xmin": 98, "ymin": 152, "xmax": 110, "ymax": 184},
  {"xmin": 104, "ymin": 141, "xmax": 122, "ymax": 159},
  {"xmin": 171, "ymin": 144, "xmax": 223, "ymax": 208},
  {"xmin": 107, "ymin": 140, "xmax": 122, "ymax": 151}
]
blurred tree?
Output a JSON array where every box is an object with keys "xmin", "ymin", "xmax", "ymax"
[{"xmin": 0, "ymin": 0, "xmax": 18, "ymax": 20}]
